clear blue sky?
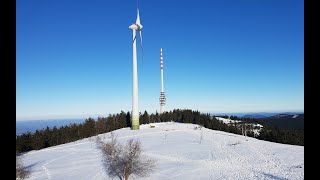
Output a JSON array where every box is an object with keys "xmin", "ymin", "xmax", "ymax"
[{"xmin": 16, "ymin": 0, "xmax": 304, "ymax": 120}]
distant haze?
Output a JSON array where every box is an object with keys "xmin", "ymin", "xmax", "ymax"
[
  {"xmin": 16, "ymin": 119, "xmax": 85, "ymax": 135},
  {"xmin": 210, "ymin": 111, "xmax": 304, "ymax": 117}
]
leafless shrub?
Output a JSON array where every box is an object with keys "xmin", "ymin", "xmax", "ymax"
[
  {"xmin": 95, "ymin": 135, "xmax": 104, "ymax": 149},
  {"xmin": 98, "ymin": 134, "xmax": 156, "ymax": 180},
  {"xmin": 194, "ymin": 125, "xmax": 203, "ymax": 130},
  {"xmin": 16, "ymin": 154, "xmax": 30, "ymax": 179}
]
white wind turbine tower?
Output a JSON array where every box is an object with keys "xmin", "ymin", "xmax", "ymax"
[
  {"xmin": 159, "ymin": 48, "xmax": 166, "ymax": 114},
  {"xmin": 129, "ymin": 5, "xmax": 143, "ymax": 130}
]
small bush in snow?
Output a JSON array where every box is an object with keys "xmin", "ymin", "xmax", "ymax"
[
  {"xmin": 97, "ymin": 133, "xmax": 156, "ymax": 180},
  {"xmin": 16, "ymin": 154, "xmax": 30, "ymax": 179}
]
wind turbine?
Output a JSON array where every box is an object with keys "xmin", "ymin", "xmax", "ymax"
[{"xmin": 129, "ymin": 6, "xmax": 143, "ymax": 130}]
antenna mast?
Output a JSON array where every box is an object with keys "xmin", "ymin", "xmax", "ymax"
[{"xmin": 159, "ymin": 48, "xmax": 166, "ymax": 114}]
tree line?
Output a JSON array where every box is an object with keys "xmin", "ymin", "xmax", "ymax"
[
  {"xmin": 221, "ymin": 115, "xmax": 304, "ymax": 145},
  {"xmin": 16, "ymin": 109, "xmax": 303, "ymax": 153}
]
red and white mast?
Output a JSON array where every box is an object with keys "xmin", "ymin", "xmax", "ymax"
[{"xmin": 159, "ymin": 48, "xmax": 166, "ymax": 114}]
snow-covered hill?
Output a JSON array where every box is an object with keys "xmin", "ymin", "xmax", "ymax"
[
  {"xmin": 22, "ymin": 122, "xmax": 304, "ymax": 180},
  {"xmin": 215, "ymin": 116, "xmax": 242, "ymax": 124},
  {"xmin": 215, "ymin": 116, "xmax": 263, "ymax": 136}
]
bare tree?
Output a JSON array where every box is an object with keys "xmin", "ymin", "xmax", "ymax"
[
  {"xmin": 199, "ymin": 128, "xmax": 203, "ymax": 144},
  {"xmin": 16, "ymin": 153, "xmax": 30, "ymax": 179},
  {"xmin": 241, "ymin": 123, "xmax": 249, "ymax": 141},
  {"xmin": 97, "ymin": 134, "xmax": 156, "ymax": 180}
]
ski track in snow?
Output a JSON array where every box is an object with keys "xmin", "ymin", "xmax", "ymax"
[
  {"xmin": 41, "ymin": 165, "xmax": 51, "ymax": 180},
  {"xmin": 89, "ymin": 167, "xmax": 105, "ymax": 180},
  {"xmin": 180, "ymin": 126, "xmax": 301, "ymax": 180},
  {"xmin": 42, "ymin": 151, "xmax": 75, "ymax": 179}
]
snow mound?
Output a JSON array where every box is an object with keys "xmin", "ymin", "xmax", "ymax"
[{"xmin": 22, "ymin": 122, "xmax": 304, "ymax": 180}]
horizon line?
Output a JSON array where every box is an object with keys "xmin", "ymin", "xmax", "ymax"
[{"xmin": 16, "ymin": 109, "xmax": 304, "ymax": 121}]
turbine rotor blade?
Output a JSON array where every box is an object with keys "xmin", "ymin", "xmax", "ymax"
[
  {"xmin": 139, "ymin": 30, "xmax": 143, "ymax": 55},
  {"xmin": 136, "ymin": 8, "xmax": 141, "ymax": 25}
]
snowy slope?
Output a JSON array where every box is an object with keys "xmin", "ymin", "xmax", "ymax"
[
  {"xmin": 22, "ymin": 122, "xmax": 304, "ymax": 180},
  {"xmin": 215, "ymin": 116, "xmax": 263, "ymax": 136}
]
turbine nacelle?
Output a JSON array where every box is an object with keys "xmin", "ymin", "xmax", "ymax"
[
  {"xmin": 129, "ymin": 8, "xmax": 144, "ymax": 54},
  {"xmin": 129, "ymin": 23, "xmax": 143, "ymax": 31}
]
